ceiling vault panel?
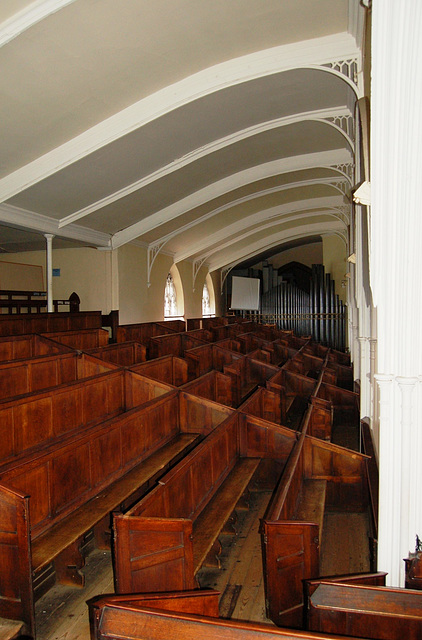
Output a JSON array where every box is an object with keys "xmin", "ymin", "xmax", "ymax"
[{"xmin": 0, "ymin": 0, "xmax": 367, "ymax": 276}]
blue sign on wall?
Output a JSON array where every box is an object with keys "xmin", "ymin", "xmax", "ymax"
[{"xmin": 52, "ymin": 268, "xmax": 60, "ymax": 276}]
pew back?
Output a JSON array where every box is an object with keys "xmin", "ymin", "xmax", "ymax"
[{"xmin": 306, "ymin": 581, "xmax": 422, "ymax": 639}]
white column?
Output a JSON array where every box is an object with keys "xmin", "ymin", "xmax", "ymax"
[
  {"xmin": 397, "ymin": 376, "xmax": 418, "ymax": 585},
  {"xmin": 371, "ymin": 0, "xmax": 422, "ymax": 585},
  {"xmin": 375, "ymin": 374, "xmax": 398, "ymax": 584},
  {"xmin": 44, "ymin": 234, "xmax": 54, "ymax": 312},
  {"xmin": 358, "ymin": 336, "xmax": 370, "ymax": 417}
]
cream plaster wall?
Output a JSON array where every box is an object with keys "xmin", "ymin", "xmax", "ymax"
[{"xmin": 117, "ymin": 244, "xmax": 169, "ymax": 324}]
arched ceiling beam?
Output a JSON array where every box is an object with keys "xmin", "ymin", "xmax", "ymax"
[
  {"xmin": 198, "ymin": 210, "xmax": 347, "ymax": 270},
  {"xmin": 0, "ymin": 33, "xmax": 359, "ymax": 205},
  {"xmin": 211, "ymin": 222, "xmax": 347, "ymax": 274},
  {"xmin": 57, "ymin": 108, "xmax": 354, "ymax": 229},
  {"xmin": 110, "ymin": 149, "xmax": 351, "ymax": 249},
  {"xmin": 174, "ymin": 196, "xmax": 347, "ymax": 263},
  {"xmin": 0, "ymin": 0, "xmax": 78, "ymax": 48}
]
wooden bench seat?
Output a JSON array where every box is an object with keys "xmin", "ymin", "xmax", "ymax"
[
  {"xmin": 295, "ymin": 478, "xmax": 327, "ymax": 541},
  {"xmin": 0, "ymin": 390, "xmax": 234, "ymax": 636},
  {"xmin": 0, "ymin": 350, "xmax": 118, "ymax": 401},
  {"xmin": 261, "ymin": 407, "xmax": 370, "ymax": 628},
  {"xmin": 31, "ymin": 433, "xmax": 197, "ymax": 578},
  {"xmin": 223, "ymin": 355, "xmax": 279, "ymax": 406},
  {"xmin": 184, "ymin": 342, "xmax": 243, "ymax": 377},
  {"xmin": 113, "ymin": 413, "xmax": 262, "ymax": 594},
  {"xmin": 149, "ymin": 330, "xmax": 210, "ymax": 359},
  {"xmin": 192, "ymin": 457, "xmax": 260, "ymax": 571}
]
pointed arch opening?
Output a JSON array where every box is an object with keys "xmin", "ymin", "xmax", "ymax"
[
  {"xmin": 164, "ymin": 264, "xmax": 184, "ymax": 320},
  {"xmin": 202, "ymin": 273, "xmax": 215, "ymax": 317}
]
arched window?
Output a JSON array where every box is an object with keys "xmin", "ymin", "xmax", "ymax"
[
  {"xmin": 164, "ymin": 272, "xmax": 178, "ymax": 317},
  {"xmin": 202, "ymin": 281, "xmax": 211, "ymax": 316}
]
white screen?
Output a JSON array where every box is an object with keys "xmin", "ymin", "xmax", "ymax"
[{"xmin": 230, "ymin": 276, "xmax": 260, "ymax": 310}]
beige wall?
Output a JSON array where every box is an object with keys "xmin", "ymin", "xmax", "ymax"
[
  {"xmin": 270, "ymin": 242, "xmax": 323, "ymax": 270},
  {"xmin": 0, "ymin": 247, "xmax": 112, "ymax": 312},
  {"xmin": 0, "ymin": 245, "xmax": 224, "ymax": 323}
]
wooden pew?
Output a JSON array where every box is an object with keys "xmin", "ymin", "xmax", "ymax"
[
  {"xmin": 89, "ymin": 589, "xmax": 364, "ymax": 640},
  {"xmin": 315, "ymin": 382, "xmax": 360, "ymax": 449},
  {"xmin": 0, "ymin": 390, "xmax": 231, "ymax": 636},
  {"xmin": 0, "ymin": 349, "xmax": 115, "ymax": 401},
  {"xmin": 181, "ymin": 369, "xmax": 234, "ymax": 407},
  {"xmin": 238, "ymin": 386, "xmax": 283, "ymax": 424},
  {"xmin": 261, "ymin": 407, "xmax": 370, "ymax": 628},
  {"xmin": 0, "ymin": 363, "xmax": 177, "ymax": 464},
  {"xmin": 184, "ymin": 342, "xmax": 243, "ymax": 378},
  {"xmin": 113, "ymin": 412, "xmax": 261, "ymax": 595},
  {"xmin": 283, "ymin": 351, "xmax": 325, "ymax": 379},
  {"xmin": 267, "ymin": 369, "xmax": 322, "ymax": 431},
  {"xmin": 115, "ymin": 321, "xmax": 180, "ymax": 352},
  {"xmin": 41, "ymin": 327, "xmax": 109, "ymax": 350},
  {"xmin": 129, "ymin": 354, "xmax": 189, "ymax": 386},
  {"xmin": 223, "ymin": 356, "xmax": 279, "ymax": 406},
  {"xmin": 0, "ymin": 363, "xmax": 125, "ymax": 463},
  {"xmin": 0, "ymin": 333, "xmax": 73, "ymax": 362},
  {"xmin": 85, "ymin": 341, "xmax": 147, "ymax": 366},
  {"xmin": 113, "ymin": 411, "xmax": 302, "ymax": 595},
  {"xmin": 0, "ymin": 310, "xmax": 103, "ymax": 337},
  {"xmin": 305, "ymin": 580, "xmax": 422, "ymax": 638},
  {"xmin": 149, "ymin": 330, "xmax": 210, "ymax": 359}
]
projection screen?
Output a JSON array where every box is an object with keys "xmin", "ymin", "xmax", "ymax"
[{"xmin": 230, "ymin": 276, "xmax": 260, "ymax": 310}]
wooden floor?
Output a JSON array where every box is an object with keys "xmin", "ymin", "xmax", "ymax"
[{"xmin": 32, "ymin": 489, "xmax": 273, "ymax": 639}]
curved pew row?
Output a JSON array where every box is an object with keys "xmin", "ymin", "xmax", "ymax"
[
  {"xmin": 89, "ymin": 589, "xmax": 364, "ymax": 640},
  {"xmin": 261, "ymin": 405, "xmax": 372, "ymax": 628},
  {"xmin": 0, "ymin": 390, "xmax": 233, "ymax": 637}
]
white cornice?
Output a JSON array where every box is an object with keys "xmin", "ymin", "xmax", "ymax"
[
  {"xmin": 0, "ymin": 33, "xmax": 359, "ymax": 205},
  {"xmin": 0, "ymin": 203, "xmax": 111, "ymax": 247},
  {"xmin": 58, "ymin": 107, "xmax": 353, "ymax": 229},
  {"xmin": 0, "ymin": 0, "xmax": 77, "ymax": 48},
  {"xmin": 110, "ymin": 150, "xmax": 351, "ymax": 249}
]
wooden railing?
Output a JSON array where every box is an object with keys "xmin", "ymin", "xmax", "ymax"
[{"xmin": 0, "ymin": 290, "xmax": 80, "ymax": 314}]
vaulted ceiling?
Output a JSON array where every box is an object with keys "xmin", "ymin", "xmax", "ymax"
[{"xmin": 0, "ymin": 0, "xmax": 365, "ymax": 277}]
